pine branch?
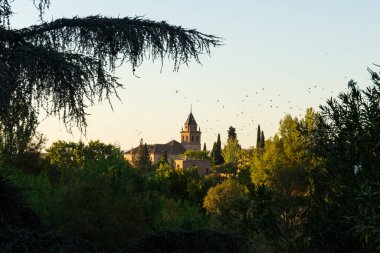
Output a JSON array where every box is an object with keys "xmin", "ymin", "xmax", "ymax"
[
  {"xmin": 19, "ymin": 15, "xmax": 222, "ymax": 71},
  {"xmin": 1, "ymin": 39, "xmax": 120, "ymax": 131}
]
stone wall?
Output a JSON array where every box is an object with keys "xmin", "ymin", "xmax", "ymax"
[{"xmin": 174, "ymin": 159, "xmax": 211, "ymax": 176}]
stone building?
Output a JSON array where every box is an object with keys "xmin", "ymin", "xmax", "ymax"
[
  {"xmin": 174, "ymin": 159, "xmax": 210, "ymax": 176},
  {"xmin": 124, "ymin": 110, "xmax": 210, "ymax": 175},
  {"xmin": 123, "ymin": 140, "xmax": 185, "ymax": 165}
]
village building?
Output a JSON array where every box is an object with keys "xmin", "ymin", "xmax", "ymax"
[
  {"xmin": 174, "ymin": 159, "xmax": 210, "ymax": 175},
  {"xmin": 123, "ymin": 140, "xmax": 186, "ymax": 164},
  {"xmin": 124, "ymin": 110, "xmax": 211, "ymax": 175}
]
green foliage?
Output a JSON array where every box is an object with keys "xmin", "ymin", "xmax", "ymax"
[
  {"xmin": 3, "ymin": 162, "xmax": 160, "ymax": 251},
  {"xmin": 155, "ymin": 164, "xmax": 210, "ymax": 205},
  {"xmin": 154, "ymin": 199, "xmax": 215, "ymax": 231},
  {"xmin": 155, "ymin": 150, "xmax": 169, "ymax": 168},
  {"xmin": 222, "ymin": 127, "xmax": 241, "ymax": 165},
  {"xmin": 251, "ymin": 112, "xmax": 316, "ymax": 196},
  {"xmin": 222, "ymin": 138, "xmax": 241, "ymax": 164},
  {"xmin": 302, "ymin": 74, "xmax": 380, "ymax": 252},
  {"xmin": 347, "ymin": 181, "xmax": 380, "ymax": 251},
  {"xmin": 2, "ymin": 152, "xmax": 220, "ymax": 252},
  {"xmin": 203, "ymin": 179, "xmax": 248, "ymax": 227},
  {"xmin": 0, "ymin": 98, "xmax": 46, "ymax": 172},
  {"xmin": 1, "ymin": 167, "xmax": 67, "ymax": 229},
  {"xmin": 45, "ymin": 140, "xmax": 125, "ymax": 180},
  {"xmin": 182, "ymin": 150, "xmax": 210, "ymax": 160},
  {"xmin": 58, "ymin": 174, "xmax": 160, "ymax": 250},
  {"xmin": 213, "ymin": 162, "xmax": 238, "ymax": 174},
  {"xmin": 244, "ymin": 186, "xmax": 280, "ymax": 243},
  {"xmin": 0, "ymin": 99, "xmax": 38, "ymax": 160},
  {"xmin": 0, "ymin": 172, "xmax": 97, "ymax": 253},
  {"xmin": 237, "ymin": 148, "xmax": 253, "ymax": 171}
]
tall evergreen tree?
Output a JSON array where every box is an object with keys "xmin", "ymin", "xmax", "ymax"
[
  {"xmin": 211, "ymin": 134, "xmax": 224, "ymax": 165},
  {"xmin": 227, "ymin": 126, "xmax": 237, "ymax": 140},
  {"xmin": 260, "ymin": 130, "xmax": 265, "ymax": 149},
  {"xmin": 210, "ymin": 142, "xmax": 217, "ymax": 164},
  {"xmin": 256, "ymin": 124, "xmax": 261, "ymax": 148},
  {"xmin": 203, "ymin": 143, "xmax": 207, "ymax": 151},
  {"xmin": 215, "ymin": 133, "xmax": 225, "ymax": 165},
  {"xmin": 136, "ymin": 138, "xmax": 152, "ymax": 171}
]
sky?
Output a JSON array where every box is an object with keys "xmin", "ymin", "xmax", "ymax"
[{"xmin": 9, "ymin": 0, "xmax": 380, "ymax": 150}]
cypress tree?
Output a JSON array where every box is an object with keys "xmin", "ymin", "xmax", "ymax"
[
  {"xmin": 210, "ymin": 134, "xmax": 225, "ymax": 165},
  {"xmin": 256, "ymin": 124, "xmax": 261, "ymax": 148},
  {"xmin": 260, "ymin": 130, "xmax": 265, "ymax": 149},
  {"xmin": 210, "ymin": 142, "xmax": 217, "ymax": 164},
  {"xmin": 215, "ymin": 133, "xmax": 225, "ymax": 165},
  {"xmin": 203, "ymin": 143, "xmax": 207, "ymax": 151},
  {"xmin": 136, "ymin": 138, "xmax": 152, "ymax": 170}
]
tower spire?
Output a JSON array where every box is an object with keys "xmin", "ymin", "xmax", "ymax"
[{"xmin": 181, "ymin": 107, "xmax": 201, "ymax": 151}]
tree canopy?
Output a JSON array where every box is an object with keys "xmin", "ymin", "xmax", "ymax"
[
  {"xmin": 227, "ymin": 126, "xmax": 237, "ymax": 140},
  {"xmin": 203, "ymin": 179, "xmax": 247, "ymax": 226},
  {"xmin": 182, "ymin": 150, "xmax": 210, "ymax": 160}
]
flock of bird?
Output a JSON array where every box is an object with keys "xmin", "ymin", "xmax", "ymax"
[
  {"xmin": 171, "ymin": 84, "xmax": 338, "ymax": 142},
  {"xmin": 130, "ymin": 81, "xmax": 341, "ymax": 148}
]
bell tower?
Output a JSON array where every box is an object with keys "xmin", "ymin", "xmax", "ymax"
[{"xmin": 181, "ymin": 107, "xmax": 201, "ymax": 151}]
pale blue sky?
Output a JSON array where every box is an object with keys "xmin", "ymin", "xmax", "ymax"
[{"xmin": 10, "ymin": 0, "xmax": 380, "ymax": 149}]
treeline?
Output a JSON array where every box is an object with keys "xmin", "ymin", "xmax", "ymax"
[
  {"xmin": 1, "ymin": 71, "xmax": 380, "ymax": 252},
  {"xmin": 0, "ymin": 140, "xmax": 224, "ymax": 251}
]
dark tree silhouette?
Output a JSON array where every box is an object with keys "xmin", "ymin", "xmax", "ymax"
[
  {"xmin": 136, "ymin": 139, "xmax": 152, "ymax": 171},
  {"xmin": 260, "ymin": 130, "xmax": 265, "ymax": 149},
  {"xmin": 211, "ymin": 133, "xmax": 224, "ymax": 165},
  {"xmin": 256, "ymin": 124, "xmax": 261, "ymax": 148},
  {"xmin": 227, "ymin": 126, "xmax": 237, "ymax": 140},
  {"xmin": 0, "ymin": 0, "xmax": 221, "ymax": 146}
]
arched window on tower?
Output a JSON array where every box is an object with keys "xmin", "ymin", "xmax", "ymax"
[
  {"xmin": 196, "ymin": 136, "xmax": 199, "ymax": 142},
  {"xmin": 191, "ymin": 136, "xmax": 194, "ymax": 142}
]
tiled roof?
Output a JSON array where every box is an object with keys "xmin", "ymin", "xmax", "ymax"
[
  {"xmin": 165, "ymin": 140, "xmax": 186, "ymax": 154},
  {"xmin": 124, "ymin": 140, "xmax": 185, "ymax": 155},
  {"xmin": 124, "ymin": 145, "xmax": 154, "ymax": 155},
  {"xmin": 184, "ymin": 112, "xmax": 197, "ymax": 126}
]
